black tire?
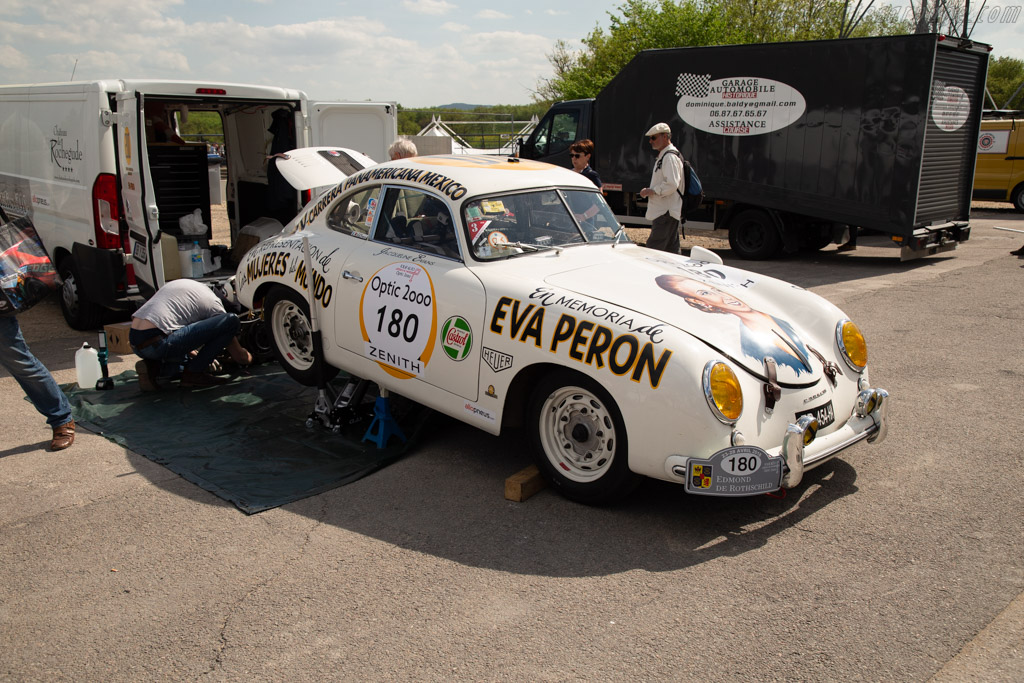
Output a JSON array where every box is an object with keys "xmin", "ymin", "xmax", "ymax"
[
  {"xmin": 265, "ymin": 286, "xmax": 339, "ymax": 386},
  {"xmin": 728, "ymin": 209, "xmax": 782, "ymax": 260},
  {"xmin": 1011, "ymin": 183, "xmax": 1024, "ymax": 213},
  {"xmin": 527, "ymin": 370, "xmax": 640, "ymax": 505},
  {"xmin": 58, "ymin": 258, "xmax": 104, "ymax": 330}
]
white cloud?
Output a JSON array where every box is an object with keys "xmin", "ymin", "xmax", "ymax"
[
  {"xmin": 441, "ymin": 22, "xmax": 470, "ymax": 32},
  {"xmin": 401, "ymin": 0, "xmax": 456, "ymax": 15},
  {"xmin": 545, "ymin": 9, "xmax": 568, "ymax": 16},
  {"xmin": 476, "ymin": 9, "xmax": 511, "ymax": 20},
  {"xmin": 0, "ymin": 45, "xmax": 29, "ymax": 71}
]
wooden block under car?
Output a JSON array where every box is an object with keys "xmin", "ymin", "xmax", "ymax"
[
  {"xmin": 504, "ymin": 465, "xmax": 546, "ymax": 502},
  {"xmin": 103, "ymin": 322, "xmax": 133, "ymax": 355}
]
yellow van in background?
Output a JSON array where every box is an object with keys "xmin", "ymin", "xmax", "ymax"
[{"xmin": 973, "ymin": 112, "xmax": 1024, "ymax": 211}]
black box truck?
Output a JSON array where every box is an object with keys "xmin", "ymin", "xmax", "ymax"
[{"xmin": 518, "ymin": 34, "xmax": 991, "ymax": 260}]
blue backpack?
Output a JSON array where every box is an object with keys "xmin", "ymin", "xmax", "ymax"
[{"xmin": 662, "ymin": 149, "xmax": 704, "ymax": 213}]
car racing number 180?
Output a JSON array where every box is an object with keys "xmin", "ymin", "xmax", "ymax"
[{"xmin": 360, "ymin": 262, "xmax": 437, "ymax": 379}]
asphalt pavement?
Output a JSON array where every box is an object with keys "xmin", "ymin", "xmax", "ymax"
[{"xmin": 1, "ymin": 209, "xmax": 1022, "ymax": 681}]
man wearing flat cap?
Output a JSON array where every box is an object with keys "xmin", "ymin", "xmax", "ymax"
[{"xmin": 639, "ymin": 122, "xmax": 684, "ymax": 254}]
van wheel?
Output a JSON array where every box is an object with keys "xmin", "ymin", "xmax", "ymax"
[
  {"xmin": 1012, "ymin": 184, "xmax": 1024, "ymax": 212},
  {"xmin": 728, "ymin": 209, "xmax": 781, "ymax": 260},
  {"xmin": 58, "ymin": 259, "xmax": 103, "ymax": 330},
  {"xmin": 528, "ymin": 370, "xmax": 640, "ymax": 505},
  {"xmin": 265, "ymin": 286, "xmax": 339, "ymax": 386}
]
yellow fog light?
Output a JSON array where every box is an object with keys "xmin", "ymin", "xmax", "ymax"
[
  {"xmin": 836, "ymin": 319, "xmax": 868, "ymax": 372},
  {"xmin": 703, "ymin": 361, "xmax": 743, "ymax": 424},
  {"xmin": 803, "ymin": 418, "xmax": 819, "ymax": 445}
]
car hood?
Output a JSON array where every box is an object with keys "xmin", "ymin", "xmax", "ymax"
[
  {"xmin": 274, "ymin": 147, "xmax": 376, "ymax": 191},
  {"xmin": 542, "ymin": 250, "xmax": 824, "ymax": 385}
]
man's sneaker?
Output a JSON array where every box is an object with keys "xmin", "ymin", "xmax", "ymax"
[
  {"xmin": 181, "ymin": 370, "xmax": 230, "ymax": 388},
  {"xmin": 135, "ymin": 359, "xmax": 161, "ymax": 392}
]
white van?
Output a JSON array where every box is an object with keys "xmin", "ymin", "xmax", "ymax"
[{"xmin": 0, "ymin": 79, "xmax": 396, "ymax": 329}]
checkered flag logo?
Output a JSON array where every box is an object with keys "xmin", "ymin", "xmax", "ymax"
[{"xmin": 676, "ymin": 73, "xmax": 711, "ymax": 98}]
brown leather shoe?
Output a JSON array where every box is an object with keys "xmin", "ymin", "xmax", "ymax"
[
  {"xmin": 50, "ymin": 420, "xmax": 75, "ymax": 451},
  {"xmin": 181, "ymin": 370, "xmax": 230, "ymax": 388}
]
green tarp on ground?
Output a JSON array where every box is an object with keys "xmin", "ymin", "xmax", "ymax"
[{"xmin": 65, "ymin": 365, "xmax": 433, "ymax": 513}]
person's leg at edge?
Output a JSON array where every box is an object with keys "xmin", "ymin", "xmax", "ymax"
[{"xmin": 0, "ymin": 316, "xmax": 75, "ymax": 449}]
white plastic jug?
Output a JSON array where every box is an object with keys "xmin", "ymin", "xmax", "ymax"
[{"xmin": 75, "ymin": 342, "xmax": 102, "ymax": 390}]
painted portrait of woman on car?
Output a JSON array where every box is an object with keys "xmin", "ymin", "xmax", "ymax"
[{"xmin": 655, "ymin": 274, "xmax": 812, "ymax": 375}]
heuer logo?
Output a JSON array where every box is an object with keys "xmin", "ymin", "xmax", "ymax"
[
  {"xmin": 482, "ymin": 347, "xmax": 513, "ymax": 373},
  {"xmin": 441, "ymin": 316, "xmax": 473, "ymax": 361}
]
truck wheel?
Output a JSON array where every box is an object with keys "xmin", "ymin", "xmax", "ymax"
[
  {"xmin": 265, "ymin": 286, "xmax": 339, "ymax": 386},
  {"xmin": 1012, "ymin": 184, "xmax": 1024, "ymax": 212},
  {"xmin": 58, "ymin": 259, "xmax": 104, "ymax": 330},
  {"xmin": 528, "ymin": 370, "xmax": 640, "ymax": 505},
  {"xmin": 728, "ymin": 209, "xmax": 781, "ymax": 260}
]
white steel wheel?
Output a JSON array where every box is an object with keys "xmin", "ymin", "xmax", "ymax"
[
  {"xmin": 265, "ymin": 286, "xmax": 338, "ymax": 386},
  {"xmin": 529, "ymin": 371, "xmax": 639, "ymax": 505}
]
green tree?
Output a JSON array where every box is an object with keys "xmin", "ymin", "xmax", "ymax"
[
  {"xmin": 986, "ymin": 55, "xmax": 1024, "ymax": 109},
  {"xmin": 537, "ymin": 0, "xmax": 911, "ymax": 101}
]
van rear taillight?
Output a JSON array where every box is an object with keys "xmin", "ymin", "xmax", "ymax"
[
  {"xmin": 92, "ymin": 173, "xmax": 121, "ymax": 249},
  {"xmin": 196, "ymin": 88, "xmax": 227, "ymax": 95},
  {"xmin": 301, "ymin": 189, "xmax": 312, "ymax": 205}
]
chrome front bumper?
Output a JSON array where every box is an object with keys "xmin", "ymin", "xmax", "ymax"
[{"xmin": 781, "ymin": 387, "xmax": 889, "ymax": 489}]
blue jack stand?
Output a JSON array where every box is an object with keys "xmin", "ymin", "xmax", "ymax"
[{"xmin": 363, "ymin": 388, "xmax": 406, "ymax": 448}]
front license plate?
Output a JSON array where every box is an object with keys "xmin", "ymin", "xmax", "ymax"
[
  {"xmin": 796, "ymin": 400, "xmax": 835, "ymax": 429},
  {"xmin": 684, "ymin": 446, "xmax": 783, "ymax": 497}
]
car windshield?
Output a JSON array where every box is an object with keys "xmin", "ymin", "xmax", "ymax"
[{"xmin": 463, "ymin": 189, "xmax": 624, "ymax": 260}]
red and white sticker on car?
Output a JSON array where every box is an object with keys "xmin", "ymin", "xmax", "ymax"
[{"xmin": 359, "ymin": 262, "xmax": 437, "ymax": 379}]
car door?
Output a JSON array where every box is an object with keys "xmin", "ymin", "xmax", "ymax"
[
  {"xmin": 307, "ymin": 102, "xmax": 397, "ymax": 163},
  {"xmin": 331, "ymin": 184, "xmax": 485, "ymax": 401}
]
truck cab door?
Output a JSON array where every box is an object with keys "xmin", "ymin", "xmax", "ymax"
[
  {"xmin": 116, "ymin": 93, "xmax": 165, "ymax": 298},
  {"xmin": 519, "ymin": 101, "xmax": 588, "ymax": 166},
  {"xmin": 307, "ymin": 102, "xmax": 398, "ymax": 163}
]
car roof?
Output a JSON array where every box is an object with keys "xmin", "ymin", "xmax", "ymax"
[{"xmin": 339, "ymin": 155, "xmax": 598, "ymax": 200}]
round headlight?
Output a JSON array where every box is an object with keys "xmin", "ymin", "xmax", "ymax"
[
  {"xmin": 836, "ymin": 319, "xmax": 868, "ymax": 372},
  {"xmin": 703, "ymin": 361, "xmax": 743, "ymax": 424}
]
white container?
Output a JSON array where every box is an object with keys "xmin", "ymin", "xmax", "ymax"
[
  {"xmin": 75, "ymin": 342, "xmax": 102, "ymax": 390},
  {"xmin": 178, "ymin": 243, "xmax": 194, "ymax": 279}
]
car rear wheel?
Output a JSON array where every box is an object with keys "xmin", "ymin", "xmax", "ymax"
[
  {"xmin": 58, "ymin": 258, "xmax": 104, "ymax": 330},
  {"xmin": 265, "ymin": 286, "xmax": 338, "ymax": 386},
  {"xmin": 728, "ymin": 209, "xmax": 781, "ymax": 260},
  {"xmin": 528, "ymin": 370, "xmax": 639, "ymax": 505}
]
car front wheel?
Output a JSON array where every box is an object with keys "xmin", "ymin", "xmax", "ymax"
[
  {"xmin": 265, "ymin": 286, "xmax": 339, "ymax": 386},
  {"xmin": 528, "ymin": 370, "xmax": 639, "ymax": 505}
]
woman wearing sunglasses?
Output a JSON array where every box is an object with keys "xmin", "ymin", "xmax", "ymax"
[{"xmin": 568, "ymin": 139, "xmax": 602, "ymax": 190}]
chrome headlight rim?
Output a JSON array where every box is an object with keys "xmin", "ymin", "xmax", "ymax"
[
  {"xmin": 702, "ymin": 359, "xmax": 742, "ymax": 425},
  {"xmin": 835, "ymin": 318, "xmax": 867, "ymax": 374}
]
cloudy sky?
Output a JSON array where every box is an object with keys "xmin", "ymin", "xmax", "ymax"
[{"xmin": 1, "ymin": 0, "xmax": 1020, "ymax": 107}]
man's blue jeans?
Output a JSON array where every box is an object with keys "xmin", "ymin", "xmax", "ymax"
[
  {"xmin": 0, "ymin": 316, "xmax": 74, "ymax": 428},
  {"xmin": 134, "ymin": 313, "xmax": 240, "ymax": 376}
]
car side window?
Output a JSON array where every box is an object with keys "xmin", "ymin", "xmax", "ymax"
[
  {"xmin": 326, "ymin": 186, "xmax": 381, "ymax": 237},
  {"xmin": 373, "ymin": 187, "xmax": 461, "ymax": 260}
]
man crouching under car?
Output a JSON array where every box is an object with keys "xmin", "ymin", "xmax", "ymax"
[{"xmin": 129, "ymin": 279, "xmax": 253, "ymax": 390}]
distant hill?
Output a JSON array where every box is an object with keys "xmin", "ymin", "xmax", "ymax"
[{"xmin": 435, "ymin": 103, "xmax": 485, "ymax": 111}]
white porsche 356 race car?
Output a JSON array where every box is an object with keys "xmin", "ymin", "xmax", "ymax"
[{"xmin": 234, "ymin": 154, "xmax": 889, "ymax": 504}]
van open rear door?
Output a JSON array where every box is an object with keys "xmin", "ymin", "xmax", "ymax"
[
  {"xmin": 307, "ymin": 102, "xmax": 397, "ymax": 163},
  {"xmin": 116, "ymin": 93, "xmax": 165, "ymax": 297}
]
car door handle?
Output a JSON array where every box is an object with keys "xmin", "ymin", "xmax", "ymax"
[{"xmin": 343, "ymin": 270, "xmax": 363, "ymax": 282}]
